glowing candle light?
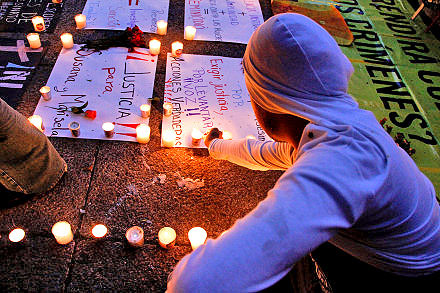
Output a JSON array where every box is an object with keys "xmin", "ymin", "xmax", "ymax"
[
  {"xmin": 191, "ymin": 128, "xmax": 203, "ymax": 146},
  {"xmin": 149, "ymin": 39, "xmax": 161, "ymax": 55},
  {"xmin": 184, "ymin": 26, "xmax": 197, "ymax": 40},
  {"xmin": 158, "ymin": 227, "xmax": 176, "ymax": 249},
  {"xmin": 39, "ymin": 86, "xmax": 51, "ymax": 101},
  {"xmin": 163, "ymin": 102, "xmax": 173, "ymax": 117},
  {"xmin": 162, "ymin": 129, "xmax": 176, "ymax": 147},
  {"xmin": 32, "ymin": 16, "xmax": 45, "ymax": 32},
  {"xmin": 60, "ymin": 33, "xmax": 74, "ymax": 49},
  {"xmin": 28, "ymin": 115, "xmax": 44, "ymax": 132},
  {"xmin": 9, "ymin": 228, "xmax": 25, "ymax": 243},
  {"xmin": 140, "ymin": 104, "xmax": 151, "ymax": 118},
  {"xmin": 52, "ymin": 0, "xmax": 63, "ymax": 3},
  {"xmin": 126, "ymin": 226, "xmax": 144, "ymax": 247},
  {"xmin": 188, "ymin": 227, "xmax": 207, "ymax": 250},
  {"xmin": 68, "ymin": 121, "xmax": 80, "ymax": 137},
  {"xmin": 91, "ymin": 224, "xmax": 108, "ymax": 238},
  {"xmin": 27, "ymin": 33, "xmax": 41, "ymax": 49},
  {"xmin": 222, "ymin": 131, "xmax": 233, "ymax": 140},
  {"xmin": 136, "ymin": 124, "xmax": 150, "ymax": 144},
  {"xmin": 171, "ymin": 41, "xmax": 183, "ymax": 57},
  {"xmin": 51, "ymin": 221, "xmax": 73, "ymax": 245},
  {"xmin": 246, "ymin": 135, "xmax": 256, "ymax": 140},
  {"xmin": 156, "ymin": 20, "xmax": 167, "ymax": 35},
  {"xmin": 75, "ymin": 14, "xmax": 86, "ymax": 29},
  {"xmin": 102, "ymin": 122, "xmax": 115, "ymax": 138}
]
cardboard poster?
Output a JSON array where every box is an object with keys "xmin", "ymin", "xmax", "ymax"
[
  {"xmin": 33, "ymin": 45, "xmax": 157, "ymax": 142},
  {"xmin": 82, "ymin": 0, "xmax": 169, "ymax": 32},
  {"xmin": 184, "ymin": 0, "xmax": 264, "ymax": 44},
  {"xmin": 162, "ymin": 53, "xmax": 270, "ymax": 148}
]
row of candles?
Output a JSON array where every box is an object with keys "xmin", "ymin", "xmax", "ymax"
[{"xmin": 8, "ymin": 223, "xmax": 208, "ymax": 251}]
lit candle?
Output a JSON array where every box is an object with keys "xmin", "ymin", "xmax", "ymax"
[
  {"xmin": 136, "ymin": 124, "xmax": 150, "ymax": 144},
  {"xmin": 9, "ymin": 228, "xmax": 25, "ymax": 243},
  {"xmin": 140, "ymin": 104, "xmax": 151, "ymax": 118},
  {"xmin": 32, "ymin": 16, "xmax": 45, "ymax": 32},
  {"xmin": 149, "ymin": 39, "xmax": 161, "ymax": 55},
  {"xmin": 158, "ymin": 227, "xmax": 176, "ymax": 249},
  {"xmin": 163, "ymin": 102, "xmax": 173, "ymax": 117},
  {"xmin": 102, "ymin": 122, "xmax": 115, "ymax": 138},
  {"xmin": 222, "ymin": 131, "xmax": 233, "ymax": 140},
  {"xmin": 27, "ymin": 33, "xmax": 41, "ymax": 49},
  {"xmin": 75, "ymin": 14, "xmax": 86, "ymax": 29},
  {"xmin": 91, "ymin": 224, "xmax": 108, "ymax": 238},
  {"xmin": 188, "ymin": 227, "xmax": 207, "ymax": 250},
  {"xmin": 126, "ymin": 226, "xmax": 144, "ymax": 247},
  {"xmin": 171, "ymin": 41, "xmax": 183, "ymax": 57},
  {"xmin": 39, "ymin": 86, "xmax": 51, "ymax": 101},
  {"xmin": 68, "ymin": 121, "xmax": 80, "ymax": 137},
  {"xmin": 191, "ymin": 128, "xmax": 203, "ymax": 146},
  {"xmin": 184, "ymin": 26, "xmax": 197, "ymax": 40},
  {"xmin": 51, "ymin": 221, "xmax": 73, "ymax": 245},
  {"xmin": 52, "ymin": 0, "xmax": 63, "ymax": 3},
  {"xmin": 28, "ymin": 115, "xmax": 44, "ymax": 132},
  {"xmin": 60, "ymin": 33, "xmax": 74, "ymax": 49},
  {"xmin": 156, "ymin": 20, "xmax": 167, "ymax": 35},
  {"xmin": 246, "ymin": 135, "xmax": 256, "ymax": 140},
  {"xmin": 162, "ymin": 129, "xmax": 176, "ymax": 147}
]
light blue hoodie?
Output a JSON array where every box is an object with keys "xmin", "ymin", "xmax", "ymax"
[{"xmin": 167, "ymin": 13, "xmax": 440, "ymax": 292}]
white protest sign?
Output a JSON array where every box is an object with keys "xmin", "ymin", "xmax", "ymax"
[
  {"xmin": 82, "ymin": 0, "xmax": 169, "ymax": 32},
  {"xmin": 34, "ymin": 45, "xmax": 157, "ymax": 142},
  {"xmin": 162, "ymin": 53, "xmax": 270, "ymax": 148},
  {"xmin": 184, "ymin": 0, "xmax": 264, "ymax": 44}
]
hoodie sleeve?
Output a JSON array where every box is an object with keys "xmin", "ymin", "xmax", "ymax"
[
  {"xmin": 208, "ymin": 138, "xmax": 295, "ymax": 171},
  {"xmin": 167, "ymin": 148, "xmax": 370, "ymax": 292}
]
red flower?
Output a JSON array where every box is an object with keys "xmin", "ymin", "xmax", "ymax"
[{"xmin": 84, "ymin": 110, "xmax": 97, "ymax": 119}]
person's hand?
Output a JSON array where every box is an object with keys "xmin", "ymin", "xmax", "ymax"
[{"xmin": 204, "ymin": 128, "xmax": 223, "ymax": 147}]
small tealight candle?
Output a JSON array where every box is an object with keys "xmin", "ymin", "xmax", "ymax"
[
  {"xmin": 68, "ymin": 121, "xmax": 80, "ymax": 137},
  {"xmin": 60, "ymin": 33, "xmax": 74, "ymax": 49},
  {"xmin": 102, "ymin": 122, "xmax": 115, "ymax": 138},
  {"xmin": 156, "ymin": 20, "xmax": 167, "ymax": 35},
  {"xmin": 140, "ymin": 104, "xmax": 151, "ymax": 118},
  {"xmin": 91, "ymin": 224, "xmax": 108, "ymax": 238},
  {"xmin": 162, "ymin": 129, "xmax": 176, "ymax": 148},
  {"xmin": 39, "ymin": 86, "xmax": 51, "ymax": 101},
  {"xmin": 158, "ymin": 227, "xmax": 176, "ymax": 249},
  {"xmin": 163, "ymin": 102, "xmax": 173, "ymax": 117},
  {"xmin": 188, "ymin": 227, "xmax": 207, "ymax": 250},
  {"xmin": 32, "ymin": 16, "xmax": 45, "ymax": 32},
  {"xmin": 222, "ymin": 131, "xmax": 233, "ymax": 140},
  {"xmin": 9, "ymin": 228, "xmax": 25, "ymax": 243},
  {"xmin": 171, "ymin": 41, "xmax": 183, "ymax": 57},
  {"xmin": 136, "ymin": 124, "xmax": 150, "ymax": 144},
  {"xmin": 27, "ymin": 33, "xmax": 41, "ymax": 49},
  {"xmin": 75, "ymin": 14, "xmax": 86, "ymax": 29},
  {"xmin": 184, "ymin": 26, "xmax": 197, "ymax": 40},
  {"xmin": 126, "ymin": 226, "xmax": 144, "ymax": 247},
  {"xmin": 52, "ymin": 221, "xmax": 73, "ymax": 245},
  {"xmin": 149, "ymin": 39, "xmax": 161, "ymax": 55},
  {"xmin": 28, "ymin": 115, "xmax": 44, "ymax": 132},
  {"xmin": 191, "ymin": 128, "xmax": 203, "ymax": 146}
]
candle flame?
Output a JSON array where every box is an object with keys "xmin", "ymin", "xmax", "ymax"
[{"xmin": 9, "ymin": 228, "xmax": 25, "ymax": 242}]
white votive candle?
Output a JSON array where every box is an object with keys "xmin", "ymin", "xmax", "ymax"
[
  {"xmin": 171, "ymin": 41, "xmax": 183, "ymax": 57},
  {"xmin": 28, "ymin": 115, "xmax": 44, "ymax": 132},
  {"xmin": 9, "ymin": 228, "xmax": 25, "ymax": 243},
  {"xmin": 91, "ymin": 224, "xmax": 108, "ymax": 238},
  {"xmin": 149, "ymin": 39, "xmax": 161, "ymax": 55},
  {"xmin": 68, "ymin": 121, "xmax": 80, "ymax": 137},
  {"xmin": 126, "ymin": 226, "xmax": 144, "ymax": 247},
  {"xmin": 102, "ymin": 122, "xmax": 115, "ymax": 138},
  {"xmin": 184, "ymin": 26, "xmax": 197, "ymax": 40},
  {"xmin": 140, "ymin": 104, "xmax": 151, "ymax": 118},
  {"xmin": 75, "ymin": 14, "xmax": 86, "ymax": 29},
  {"xmin": 27, "ymin": 33, "xmax": 41, "ymax": 49},
  {"xmin": 32, "ymin": 16, "xmax": 45, "ymax": 32},
  {"xmin": 136, "ymin": 124, "xmax": 150, "ymax": 144},
  {"xmin": 60, "ymin": 33, "xmax": 74, "ymax": 49},
  {"xmin": 52, "ymin": 221, "xmax": 73, "ymax": 245},
  {"xmin": 188, "ymin": 227, "xmax": 207, "ymax": 250},
  {"xmin": 158, "ymin": 227, "xmax": 176, "ymax": 249},
  {"xmin": 191, "ymin": 128, "xmax": 203, "ymax": 146},
  {"xmin": 39, "ymin": 86, "xmax": 51, "ymax": 101},
  {"xmin": 222, "ymin": 131, "xmax": 233, "ymax": 140},
  {"xmin": 162, "ymin": 129, "xmax": 175, "ymax": 147},
  {"xmin": 156, "ymin": 20, "xmax": 167, "ymax": 35},
  {"xmin": 163, "ymin": 102, "xmax": 172, "ymax": 116}
]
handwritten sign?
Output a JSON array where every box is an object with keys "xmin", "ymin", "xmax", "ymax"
[
  {"xmin": 184, "ymin": 0, "xmax": 264, "ymax": 44},
  {"xmin": 162, "ymin": 53, "xmax": 270, "ymax": 148},
  {"xmin": 33, "ymin": 45, "xmax": 157, "ymax": 142},
  {"xmin": 82, "ymin": 0, "xmax": 169, "ymax": 32}
]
